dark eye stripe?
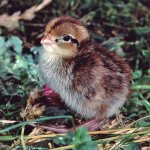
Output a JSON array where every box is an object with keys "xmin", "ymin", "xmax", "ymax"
[{"xmin": 71, "ymin": 38, "xmax": 79, "ymax": 46}]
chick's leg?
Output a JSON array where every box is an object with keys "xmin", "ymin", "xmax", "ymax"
[{"xmin": 39, "ymin": 118, "xmax": 108, "ymax": 133}]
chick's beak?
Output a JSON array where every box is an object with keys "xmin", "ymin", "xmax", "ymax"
[{"xmin": 41, "ymin": 35, "xmax": 55, "ymax": 45}]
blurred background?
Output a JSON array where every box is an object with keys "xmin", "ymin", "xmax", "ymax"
[{"xmin": 0, "ymin": 0, "xmax": 150, "ymax": 149}]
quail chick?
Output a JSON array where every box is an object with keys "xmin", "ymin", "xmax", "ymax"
[{"xmin": 39, "ymin": 16, "xmax": 132, "ymax": 132}]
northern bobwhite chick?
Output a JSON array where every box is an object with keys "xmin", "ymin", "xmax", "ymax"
[{"xmin": 39, "ymin": 16, "xmax": 132, "ymax": 132}]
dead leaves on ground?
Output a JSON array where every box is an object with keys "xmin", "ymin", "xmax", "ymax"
[
  {"xmin": 0, "ymin": 0, "xmax": 53, "ymax": 30},
  {"xmin": 20, "ymin": 88, "xmax": 45, "ymax": 120}
]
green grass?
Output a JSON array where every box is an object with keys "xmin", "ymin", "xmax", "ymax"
[{"xmin": 0, "ymin": 0, "xmax": 150, "ymax": 149}]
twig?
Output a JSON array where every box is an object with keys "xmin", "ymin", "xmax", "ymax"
[
  {"xmin": 51, "ymin": 145, "xmax": 74, "ymax": 150},
  {"xmin": 0, "ymin": 0, "xmax": 53, "ymax": 30},
  {"xmin": 25, "ymin": 127, "xmax": 150, "ymax": 140},
  {"xmin": 21, "ymin": 126, "xmax": 26, "ymax": 150},
  {"xmin": 127, "ymin": 115, "xmax": 150, "ymax": 127},
  {"xmin": 21, "ymin": 22, "xmax": 45, "ymax": 27},
  {"xmin": 50, "ymin": 129, "xmax": 150, "ymax": 150},
  {"xmin": 0, "ymin": 116, "xmax": 75, "ymax": 134},
  {"xmin": 0, "ymin": 120, "xmax": 20, "ymax": 124},
  {"xmin": 95, "ymin": 129, "xmax": 150, "ymax": 144},
  {"xmin": 0, "ymin": 118, "xmax": 149, "ymax": 135},
  {"xmin": 135, "ymin": 134, "xmax": 150, "ymax": 143},
  {"xmin": 20, "ymin": 0, "xmax": 53, "ymax": 20}
]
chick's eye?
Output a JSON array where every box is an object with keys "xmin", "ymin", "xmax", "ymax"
[{"xmin": 63, "ymin": 35, "xmax": 71, "ymax": 42}]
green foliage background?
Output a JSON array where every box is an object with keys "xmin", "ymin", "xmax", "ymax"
[{"xmin": 0, "ymin": 0, "xmax": 150, "ymax": 149}]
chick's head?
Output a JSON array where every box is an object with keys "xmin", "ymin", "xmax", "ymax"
[{"xmin": 41, "ymin": 16, "xmax": 89, "ymax": 57}]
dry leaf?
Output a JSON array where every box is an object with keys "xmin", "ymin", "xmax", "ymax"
[
  {"xmin": 20, "ymin": 6, "xmax": 37, "ymax": 20},
  {"xmin": 28, "ymin": 127, "xmax": 44, "ymax": 137},
  {"xmin": 0, "ymin": 0, "xmax": 53, "ymax": 30},
  {"xmin": 27, "ymin": 88, "xmax": 41, "ymax": 105},
  {"xmin": 20, "ymin": 0, "xmax": 53, "ymax": 20},
  {"xmin": 20, "ymin": 88, "xmax": 45, "ymax": 120},
  {"xmin": 0, "ymin": 12, "xmax": 20, "ymax": 30},
  {"xmin": 0, "ymin": 0, "xmax": 8, "ymax": 7},
  {"xmin": 27, "ymin": 127, "xmax": 47, "ymax": 144},
  {"xmin": 48, "ymin": 143, "xmax": 52, "ymax": 149}
]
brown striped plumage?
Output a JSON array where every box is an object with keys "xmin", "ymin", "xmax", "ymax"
[{"xmin": 39, "ymin": 16, "xmax": 132, "ymax": 132}]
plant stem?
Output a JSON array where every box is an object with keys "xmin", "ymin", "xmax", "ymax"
[
  {"xmin": 132, "ymin": 85, "xmax": 150, "ymax": 90},
  {"xmin": 51, "ymin": 145, "xmax": 74, "ymax": 150}
]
